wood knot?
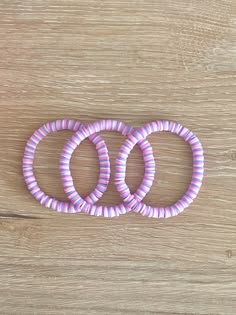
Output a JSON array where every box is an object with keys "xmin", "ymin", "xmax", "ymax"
[
  {"xmin": 226, "ymin": 249, "xmax": 233, "ymax": 258},
  {"xmin": 230, "ymin": 150, "xmax": 236, "ymax": 161}
]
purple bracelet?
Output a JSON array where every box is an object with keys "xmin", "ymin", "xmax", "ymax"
[
  {"xmin": 115, "ymin": 120, "xmax": 204, "ymax": 218},
  {"xmin": 59, "ymin": 120, "xmax": 156, "ymax": 217},
  {"xmin": 22, "ymin": 119, "xmax": 111, "ymax": 213},
  {"xmin": 23, "ymin": 119, "xmax": 204, "ymax": 218}
]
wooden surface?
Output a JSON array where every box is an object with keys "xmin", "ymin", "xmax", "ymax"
[{"xmin": 0, "ymin": 1, "xmax": 236, "ymax": 314}]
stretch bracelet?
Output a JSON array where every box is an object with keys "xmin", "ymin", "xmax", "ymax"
[
  {"xmin": 60, "ymin": 120, "xmax": 155, "ymax": 217},
  {"xmin": 22, "ymin": 119, "xmax": 111, "ymax": 213},
  {"xmin": 115, "ymin": 120, "xmax": 204, "ymax": 218}
]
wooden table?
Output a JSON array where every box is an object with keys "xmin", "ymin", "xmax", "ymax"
[{"xmin": 0, "ymin": 1, "xmax": 235, "ymax": 314}]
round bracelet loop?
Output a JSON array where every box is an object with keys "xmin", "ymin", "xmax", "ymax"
[
  {"xmin": 60, "ymin": 119, "xmax": 156, "ymax": 217},
  {"xmin": 22, "ymin": 119, "xmax": 111, "ymax": 213},
  {"xmin": 115, "ymin": 120, "xmax": 204, "ymax": 218}
]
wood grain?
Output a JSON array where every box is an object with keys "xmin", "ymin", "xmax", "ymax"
[{"xmin": 0, "ymin": 1, "xmax": 236, "ymax": 314}]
